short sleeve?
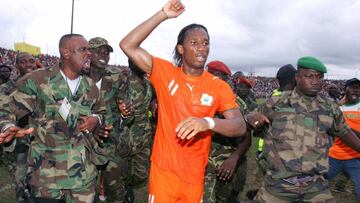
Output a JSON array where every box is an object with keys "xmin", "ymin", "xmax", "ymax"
[
  {"xmin": 216, "ymin": 80, "xmax": 238, "ymax": 112},
  {"xmin": 150, "ymin": 57, "xmax": 174, "ymax": 90}
]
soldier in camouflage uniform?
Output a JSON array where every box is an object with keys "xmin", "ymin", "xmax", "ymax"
[
  {"xmin": 233, "ymin": 76, "xmax": 258, "ymax": 112},
  {"xmin": 203, "ymin": 61, "xmax": 251, "ymax": 203},
  {"xmin": 0, "ymin": 64, "xmax": 12, "ymax": 165},
  {"xmin": 0, "ymin": 52, "xmax": 38, "ymax": 203},
  {"xmin": 232, "ymin": 71, "xmax": 257, "ymax": 107},
  {"xmin": 0, "ymin": 34, "xmax": 107, "ymax": 203},
  {"xmin": 88, "ymin": 37, "xmax": 130, "ymax": 202},
  {"xmin": 117, "ymin": 59, "xmax": 153, "ymax": 203},
  {"xmin": 246, "ymin": 56, "xmax": 360, "ymax": 202}
]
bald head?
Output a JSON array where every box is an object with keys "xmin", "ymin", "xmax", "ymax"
[{"xmin": 59, "ymin": 34, "xmax": 84, "ymax": 54}]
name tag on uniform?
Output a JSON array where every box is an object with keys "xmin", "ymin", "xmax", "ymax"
[{"xmin": 58, "ymin": 97, "xmax": 71, "ymax": 121}]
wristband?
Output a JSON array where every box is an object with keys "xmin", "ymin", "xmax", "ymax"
[{"xmin": 204, "ymin": 117, "xmax": 215, "ymax": 130}]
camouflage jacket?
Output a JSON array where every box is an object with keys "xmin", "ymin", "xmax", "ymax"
[
  {"xmin": 260, "ymin": 89, "xmax": 351, "ymax": 181},
  {"xmin": 0, "ymin": 79, "xmax": 16, "ymax": 96},
  {"xmin": 99, "ymin": 65, "xmax": 129, "ymax": 126},
  {"xmin": 121, "ymin": 72, "xmax": 153, "ymax": 153},
  {"xmin": 97, "ymin": 65, "xmax": 130, "ymax": 159},
  {"xmin": 0, "ymin": 65, "xmax": 106, "ymax": 189}
]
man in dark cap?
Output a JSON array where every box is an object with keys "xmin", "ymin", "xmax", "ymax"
[
  {"xmin": 328, "ymin": 78, "xmax": 360, "ymax": 200},
  {"xmin": 247, "ymin": 56, "xmax": 360, "ymax": 202},
  {"xmin": 256, "ymin": 64, "xmax": 297, "ymax": 160},
  {"xmin": 203, "ymin": 61, "xmax": 251, "ymax": 203},
  {"xmin": 275, "ymin": 64, "xmax": 297, "ymax": 93}
]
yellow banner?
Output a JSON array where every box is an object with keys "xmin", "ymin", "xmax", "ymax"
[{"xmin": 14, "ymin": 42, "xmax": 41, "ymax": 56}]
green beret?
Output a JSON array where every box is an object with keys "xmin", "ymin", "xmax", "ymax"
[{"xmin": 297, "ymin": 56, "xmax": 327, "ymax": 73}]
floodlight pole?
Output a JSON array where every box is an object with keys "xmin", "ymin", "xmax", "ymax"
[{"xmin": 71, "ymin": 0, "xmax": 74, "ymax": 34}]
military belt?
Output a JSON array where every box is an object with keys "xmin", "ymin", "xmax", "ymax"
[{"xmin": 282, "ymin": 175, "xmax": 313, "ymax": 185}]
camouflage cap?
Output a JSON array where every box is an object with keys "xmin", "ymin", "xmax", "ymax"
[
  {"xmin": 297, "ymin": 56, "xmax": 327, "ymax": 73},
  {"xmin": 89, "ymin": 37, "xmax": 113, "ymax": 52}
]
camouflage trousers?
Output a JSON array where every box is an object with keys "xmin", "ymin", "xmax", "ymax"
[
  {"xmin": 31, "ymin": 181, "xmax": 96, "ymax": 203},
  {"xmin": 102, "ymin": 158, "xmax": 129, "ymax": 203},
  {"xmin": 255, "ymin": 176, "xmax": 336, "ymax": 203},
  {"xmin": 204, "ymin": 156, "xmax": 247, "ymax": 203},
  {"xmin": 10, "ymin": 147, "xmax": 29, "ymax": 203},
  {"xmin": 127, "ymin": 139, "xmax": 151, "ymax": 187}
]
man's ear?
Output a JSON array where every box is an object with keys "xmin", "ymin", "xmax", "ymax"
[
  {"xmin": 177, "ymin": 44, "xmax": 184, "ymax": 55},
  {"xmin": 60, "ymin": 48, "xmax": 70, "ymax": 59}
]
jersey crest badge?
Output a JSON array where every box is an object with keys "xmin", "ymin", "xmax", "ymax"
[{"xmin": 200, "ymin": 93, "xmax": 213, "ymax": 106}]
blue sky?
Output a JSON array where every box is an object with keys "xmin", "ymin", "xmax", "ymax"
[{"xmin": 1, "ymin": 0, "xmax": 360, "ymax": 79}]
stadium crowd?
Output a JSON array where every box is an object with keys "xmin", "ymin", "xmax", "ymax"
[{"xmin": 0, "ymin": 47, "xmax": 346, "ymax": 99}]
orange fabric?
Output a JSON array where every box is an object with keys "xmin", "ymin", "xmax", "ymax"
[
  {"xmin": 149, "ymin": 57, "xmax": 238, "ymax": 186},
  {"xmin": 148, "ymin": 163, "xmax": 203, "ymax": 203},
  {"xmin": 329, "ymin": 101, "xmax": 360, "ymax": 160}
]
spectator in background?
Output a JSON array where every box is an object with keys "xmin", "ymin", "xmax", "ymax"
[
  {"xmin": 0, "ymin": 64, "xmax": 12, "ymax": 85},
  {"xmin": 327, "ymin": 83, "xmax": 342, "ymax": 103},
  {"xmin": 328, "ymin": 78, "xmax": 360, "ymax": 200}
]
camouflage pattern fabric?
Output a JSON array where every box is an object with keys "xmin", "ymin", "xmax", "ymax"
[
  {"xmin": 121, "ymin": 72, "xmax": 153, "ymax": 186},
  {"xmin": 97, "ymin": 65, "xmax": 130, "ymax": 202},
  {"xmin": 97, "ymin": 65, "xmax": 130, "ymax": 163},
  {"xmin": 255, "ymin": 89, "xmax": 350, "ymax": 201},
  {"xmin": 32, "ymin": 180, "xmax": 96, "ymax": 203},
  {"xmin": 203, "ymin": 96, "xmax": 249, "ymax": 203},
  {"xmin": 0, "ymin": 65, "xmax": 106, "ymax": 195},
  {"xmin": 0, "ymin": 78, "xmax": 31, "ymax": 202},
  {"xmin": 255, "ymin": 181, "xmax": 335, "ymax": 203},
  {"xmin": 102, "ymin": 158, "xmax": 129, "ymax": 202}
]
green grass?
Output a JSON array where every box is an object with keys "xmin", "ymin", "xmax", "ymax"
[{"xmin": 2, "ymin": 138, "xmax": 356, "ymax": 203}]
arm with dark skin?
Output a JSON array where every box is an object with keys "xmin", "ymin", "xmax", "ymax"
[
  {"xmin": 176, "ymin": 108, "xmax": 247, "ymax": 140},
  {"xmin": 340, "ymin": 130, "xmax": 360, "ymax": 153},
  {"xmin": 119, "ymin": 0, "xmax": 185, "ymax": 74},
  {"xmin": 217, "ymin": 133, "xmax": 251, "ymax": 181}
]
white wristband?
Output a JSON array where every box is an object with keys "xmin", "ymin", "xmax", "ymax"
[{"xmin": 204, "ymin": 117, "xmax": 215, "ymax": 130}]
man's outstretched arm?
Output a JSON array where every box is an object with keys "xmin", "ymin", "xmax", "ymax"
[{"xmin": 120, "ymin": 0, "xmax": 185, "ymax": 74}]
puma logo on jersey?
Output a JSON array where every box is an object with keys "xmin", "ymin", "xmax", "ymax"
[{"xmin": 200, "ymin": 93, "xmax": 213, "ymax": 106}]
